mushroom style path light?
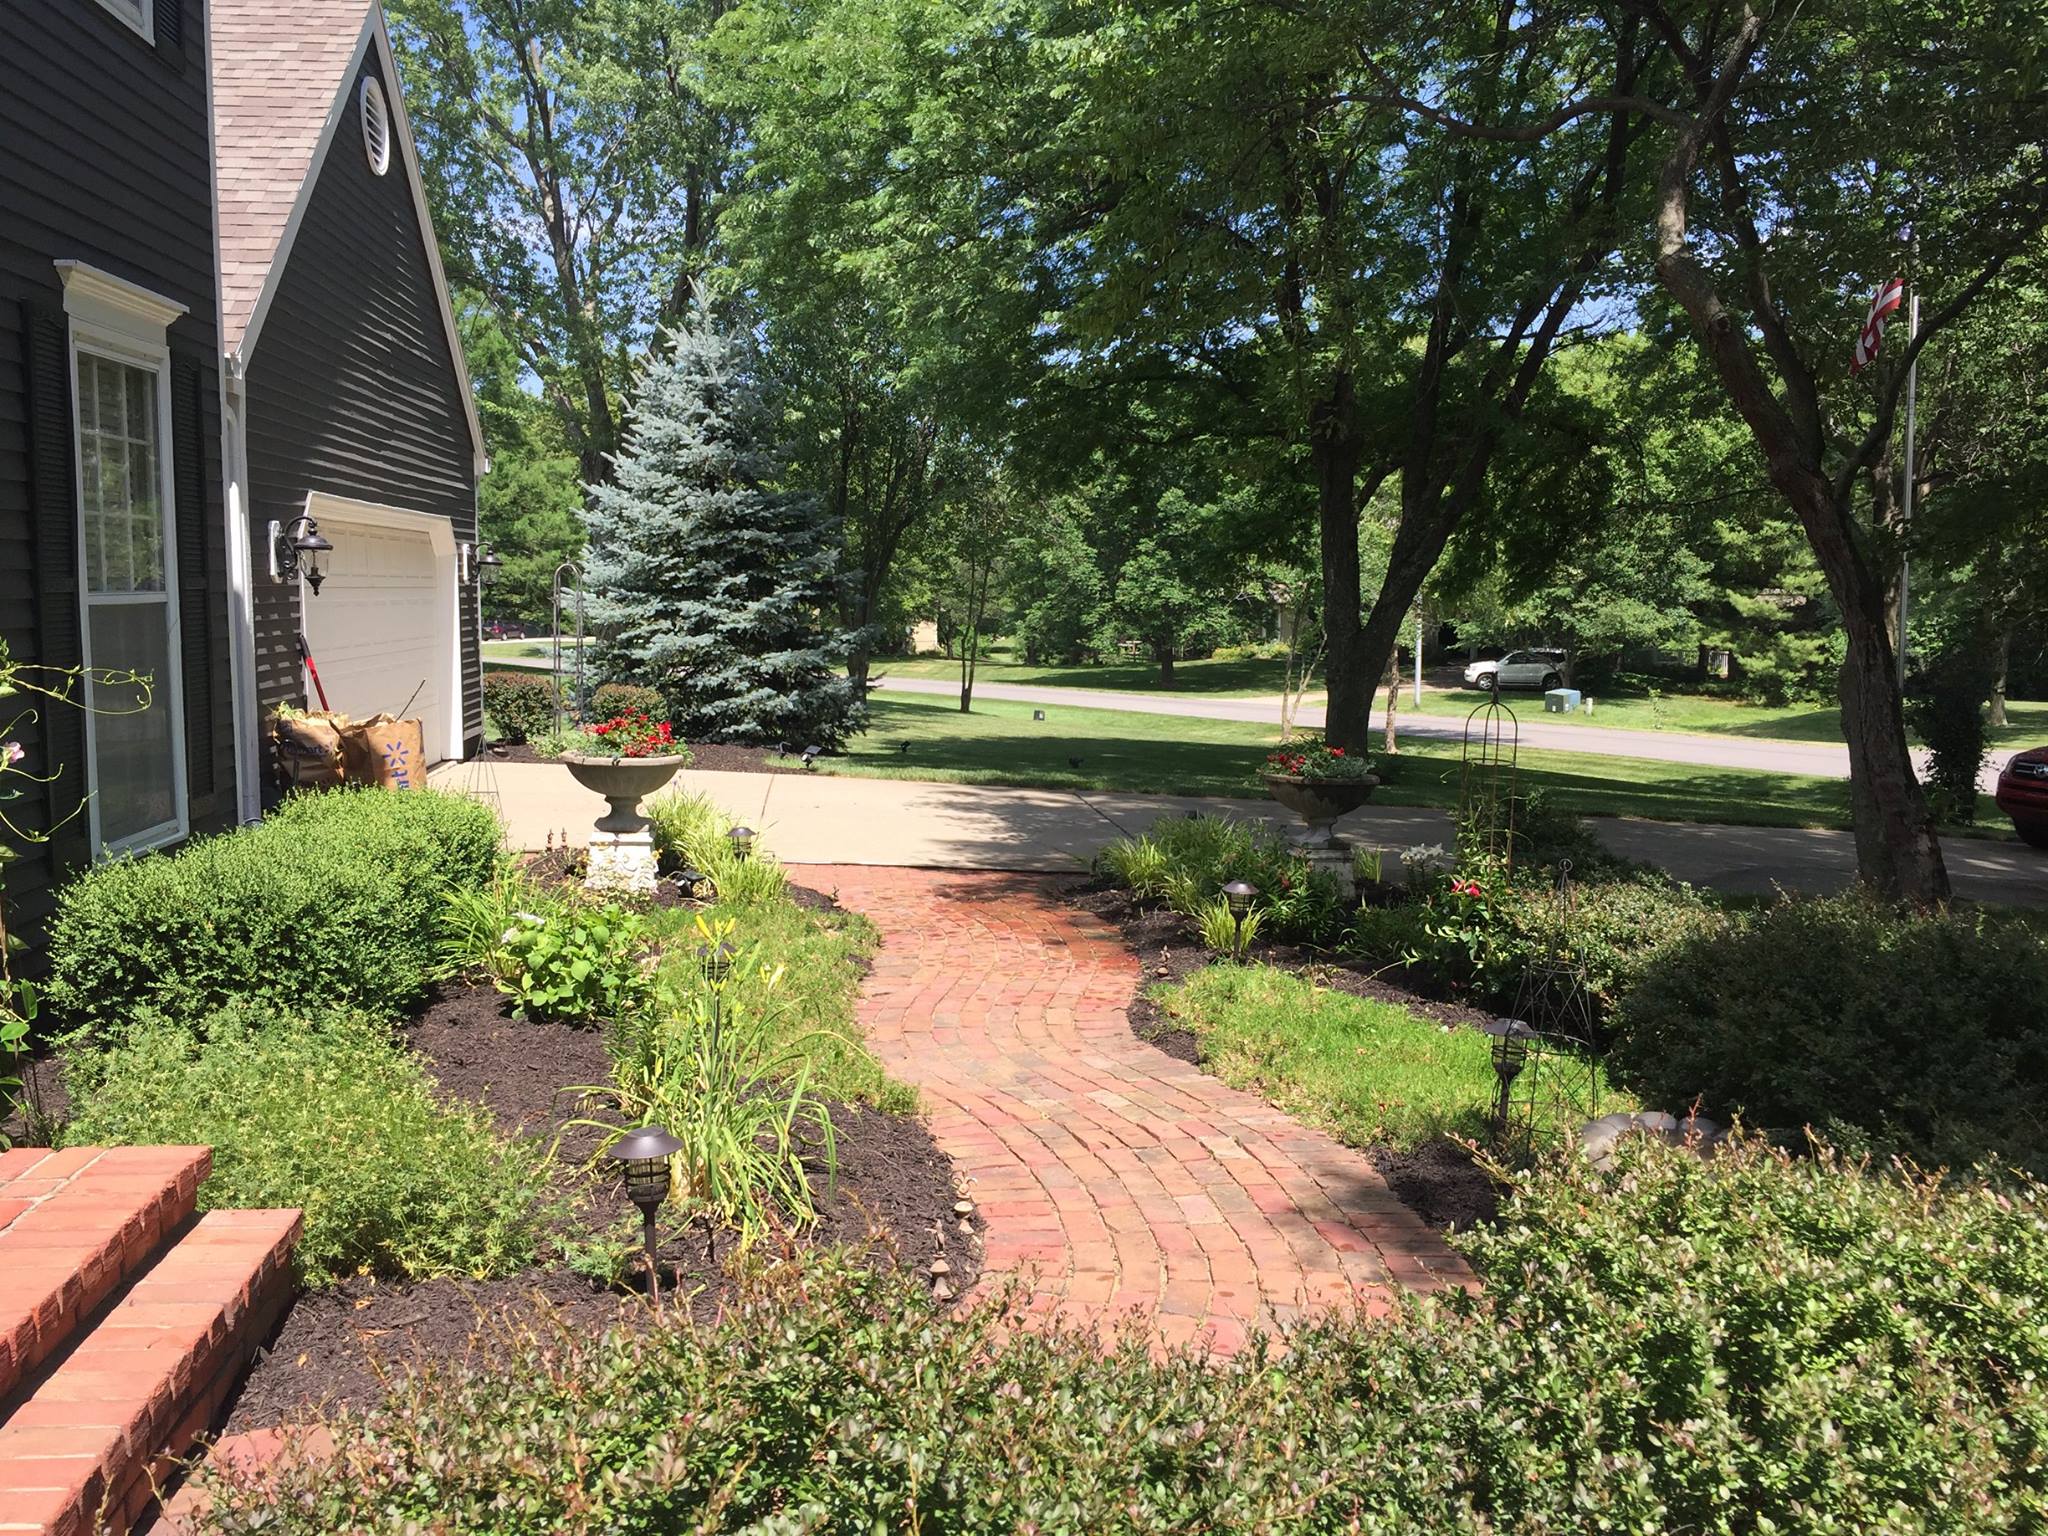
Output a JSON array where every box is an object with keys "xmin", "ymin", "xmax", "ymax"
[
  {"xmin": 608, "ymin": 1123, "xmax": 682, "ymax": 1303},
  {"xmin": 726, "ymin": 825, "xmax": 757, "ymax": 863}
]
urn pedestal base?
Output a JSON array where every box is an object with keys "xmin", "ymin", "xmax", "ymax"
[{"xmin": 586, "ymin": 828, "xmax": 660, "ymax": 894}]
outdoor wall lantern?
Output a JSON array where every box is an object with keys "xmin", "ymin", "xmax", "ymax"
[
  {"xmin": 608, "ymin": 1123, "xmax": 682, "ymax": 1302},
  {"xmin": 726, "ymin": 825, "xmax": 758, "ymax": 863},
  {"xmin": 270, "ymin": 515, "xmax": 333, "ymax": 594},
  {"xmin": 478, "ymin": 544, "xmax": 504, "ymax": 587},
  {"xmin": 1481, "ymin": 1017, "xmax": 1536, "ymax": 1131},
  {"xmin": 1222, "ymin": 879, "xmax": 1258, "ymax": 951}
]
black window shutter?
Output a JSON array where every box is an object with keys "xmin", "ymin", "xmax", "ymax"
[
  {"xmin": 22, "ymin": 302, "xmax": 89, "ymax": 874},
  {"xmin": 154, "ymin": 0, "xmax": 186, "ymax": 69},
  {"xmin": 172, "ymin": 360, "xmax": 213, "ymax": 803}
]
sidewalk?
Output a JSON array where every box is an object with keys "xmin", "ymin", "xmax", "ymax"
[{"xmin": 431, "ymin": 759, "xmax": 2047, "ymax": 907}]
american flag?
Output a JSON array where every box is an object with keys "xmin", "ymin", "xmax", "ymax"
[{"xmin": 1851, "ymin": 277, "xmax": 1906, "ymax": 375}]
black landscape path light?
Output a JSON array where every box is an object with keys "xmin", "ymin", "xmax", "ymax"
[
  {"xmin": 1481, "ymin": 1017, "xmax": 1536, "ymax": 1132},
  {"xmin": 1222, "ymin": 880, "xmax": 1258, "ymax": 957},
  {"xmin": 696, "ymin": 939, "xmax": 737, "ymax": 989},
  {"xmin": 673, "ymin": 866, "xmax": 709, "ymax": 900},
  {"xmin": 609, "ymin": 1124, "xmax": 682, "ymax": 1303},
  {"xmin": 726, "ymin": 824, "xmax": 757, "ymax": 862}
]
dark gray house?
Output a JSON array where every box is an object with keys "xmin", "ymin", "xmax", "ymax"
[
  {"xmin": 0, "ymin": 0, "xmax": 232, "ymax": 932},
  {"xmin": 0, "ymin": 0, "xmax": 486, "ymax": 930},
  {"xmin": 214, "ymin": 0, "xmax": 488, "ymax": 805}
]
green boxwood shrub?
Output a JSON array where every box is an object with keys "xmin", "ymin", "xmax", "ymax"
[
  {"xmin": 1610, "ymin": 894, "xmax": 2048, "ymax": 1168},
  {"xmin": 482, "ymin": 670, "xmax": 559, "ymax": 743},
  {"xmin": 46, "ymin": 788, "xmax": 501, "ymax": 1042},
  {"xmin": 588, "ymin": 682, "xmax": 667, "ymax": 723},
  {"xmin": 186, "ymin": 1137, "xmax": 2048, "ymax": 1532},
  {"xmin": 62, "ymin": 1007, "xmax": 548, "ymax": 1285}
]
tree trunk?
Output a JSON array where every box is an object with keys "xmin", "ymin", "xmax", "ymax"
[
  {"xmin": 1382, "ymin": 645, "xmax": 1400, "ymax": 755},
  {"xmin": 847, "ymin": 644, "xmax": 871, "ymax": 695},
  {"xmin": 1990, "ymin": 628, "xmax": 2011, "ymax": 728},
  {"xmin": 1155, "ymin": 641, "xmax": 1176, "ymax": 689},
  {"xmin": 1310, "ymin": 375, "xmax": 1369, "ymax": 751}
]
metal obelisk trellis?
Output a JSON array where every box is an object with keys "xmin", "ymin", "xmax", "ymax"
[
  {"xmin": 1458, "ymin": 694, "xmax": 1520, "ymax": 873},
  {"xmin": 550, "ymin": 560, "xmax": 586, "ymax": 731},
  {"xmin": 1492, "ymin": 858, "xmax": 1605, "ymax": 1148}
]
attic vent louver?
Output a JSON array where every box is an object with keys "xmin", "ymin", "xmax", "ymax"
[{"xmin": 361, "ymin": 75, "xmax": 391, "ymax": 176}]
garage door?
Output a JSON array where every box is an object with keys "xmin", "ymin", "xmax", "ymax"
[{"xmin": 301, "ymin": 508, "xmax": 456, "ymax": 762}]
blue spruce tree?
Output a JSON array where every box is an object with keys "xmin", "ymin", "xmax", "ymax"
[{"xmin": 583, "ymin": 315, "xmax": 861, "ymax": 746}]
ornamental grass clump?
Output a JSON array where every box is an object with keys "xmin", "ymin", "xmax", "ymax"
[
  {"xmin": 1097, "ymin": 814, "xmax": 1346, "ymax": 944},
  {"xmin": 184, "ymin": 1135, "xmax": 2048, "ymax": 1533}
]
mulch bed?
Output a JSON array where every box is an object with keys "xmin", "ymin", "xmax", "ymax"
[
  {"xmin": 222, "ymin": 881, "xmax": 973, "ymax": 1432},
  {"xmin": 1063, "ymin": 879, "xmax": 1501, "ymax": 1232},
  {"xmin": 482, "ymin": 739, "xmax": 804, "ymax": 774}
]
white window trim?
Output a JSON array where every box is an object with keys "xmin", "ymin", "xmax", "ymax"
[
  {"xmin": 93, "ymin": 0, "xmax": 155, "ymax": 44},
  {"xmin": 59, "ymin": 261, "xmax": 189, "ymax": 858}
]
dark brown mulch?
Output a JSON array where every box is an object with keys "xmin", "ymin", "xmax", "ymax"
[
  {"xmin": 1370, "ymin": 1141, "xmax": 1500, "ymax": 1231},
  {"xmin": 1063, "ymin": 879, "xmax": 1501, "ymax": 1232},
  {"xmin": 481, "ymin": 739, "xmax": 804, "ymax": 775},
  {"xmin": 1, "ymin": 1056, "xmax": 68, "ymax": 1148},
  {"xmin": 224, "ymin": 982, "xmax": 977, "ymax": 1432}
]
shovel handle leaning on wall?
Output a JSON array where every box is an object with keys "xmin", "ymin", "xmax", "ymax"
[{"xmin": 296, "ymin": 630, "xmax": 330, "ymax": 712}]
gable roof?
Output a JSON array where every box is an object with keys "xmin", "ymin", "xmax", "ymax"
[{"xmin": 211, "ymin": 0, "xmax": 486, "ymax": 476}]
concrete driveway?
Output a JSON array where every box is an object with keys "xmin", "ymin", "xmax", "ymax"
[{"xmin": 434, "ymin": 759, "xmax": 2046, "ymax": 908}]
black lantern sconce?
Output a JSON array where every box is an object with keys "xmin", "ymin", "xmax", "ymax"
[
  {"xmin": 1480, "ymin": 1017, "xmax": 1536, "ymax": 1132},
  {"xmin": 726, "ymin": 825, "xmax": 758, "ymax": 863},
  {"xmin": 270, "ymin": 515, "xmax": 333, "ymax": 595},
  {"xmin": 1221, "ymin": 879, "xmax": 1258, "ymax": 956},
  {"xmin": 607, "ymin": 1123, "xmax": 682, "ymax": 1302},
  {"xmin": 478, "ymin": 544, "xmax": 504, "ymax": 587}
]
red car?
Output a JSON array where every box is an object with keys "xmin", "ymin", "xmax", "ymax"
[{"xmin": 1995, "ymin": 747, "xmax": 2048, "ymax": 848}]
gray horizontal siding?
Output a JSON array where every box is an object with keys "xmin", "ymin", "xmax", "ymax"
[
  {"xmin": 244, "ymin": 47, "xmax": 482, "ymax": 754},
  {"xmin": 0, "ymin": 0, "xmax": 228, "ymax": 937}
]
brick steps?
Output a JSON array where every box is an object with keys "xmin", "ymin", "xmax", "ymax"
[
  {"xmin": 0, "ymin": 1149, "xmax": 302, "ymax": 1536},
  {"xmin": 0, "ymin": 1148, "xmax": 213, "ymax": 1402}
]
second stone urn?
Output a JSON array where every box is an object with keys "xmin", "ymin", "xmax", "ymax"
[{"xmin": 562, "ymin": 752, "xmax": 688, "ymax": 893}]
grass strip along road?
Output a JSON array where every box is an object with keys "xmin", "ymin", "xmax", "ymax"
[{"xmin": 825, "ymin": 693, "xmax": 1854, "ymax": 831}]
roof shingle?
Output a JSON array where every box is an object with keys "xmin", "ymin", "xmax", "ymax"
[{"xmin": 211, "ymin": 0, "xmax": 374, "ymax": 354}]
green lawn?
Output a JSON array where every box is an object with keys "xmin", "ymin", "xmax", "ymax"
[
  {"xmin": 825, "ymin": 692, "xmax": 1856, "ymax": 828},
  {"xmin": 874, "ymin": 651, "xmax": 2048, "ymax": 748},
  {"xmin": 876, "ymin": 651, "xmax": 1310, "ymax": 698},
  {"xmin": 1150, "ymin": 964, "xmax": 1631, "ymax": 1150}
]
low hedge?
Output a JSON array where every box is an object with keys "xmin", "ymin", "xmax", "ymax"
[
  {"xmin": 588, "ymin": 682, "xmax": 667, "ymax": 723},
  {"xmin": 482, "ymin": 670, "xmax": 559, "ymax": 743},
  {"xmin": 45, "ymin": 788, "xmax": 501, "ymax": 1042},
  {"xmin": 1611, "ymin": 893, "xmax": 2048, "ymax": 1170},
  {"xmin": 63, "ymin": 1006, "xmax": 547, "ymax": 1285},
  {"xmin": 185, "ymin": 1136, "xmax": 2048, "ymax": 1531}
]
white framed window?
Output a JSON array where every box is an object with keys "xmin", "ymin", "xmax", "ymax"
[
  {"xmin": 57, "ymin": 261, "xmax": 188, "ymax": 856},
  {"xmin": 93, "ymin": 0, "xmax": 154, "ymax": 43}
]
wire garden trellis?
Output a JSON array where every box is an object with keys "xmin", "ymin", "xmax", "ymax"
[
  {"xmin": 1458, "ymin": 694, "xmax": 1519, "ymax": 873},
  {"xmin": 1485, "ymin": 858, "xmax": 1606, "ymax": 1149}
]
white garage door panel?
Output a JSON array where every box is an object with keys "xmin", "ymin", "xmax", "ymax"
[{"xmin": 302, "ymin": 514, "xmax": 455, "ymax": 762}]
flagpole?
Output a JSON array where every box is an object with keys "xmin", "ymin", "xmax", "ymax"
[{"xmin": 1897, "ymin": 290, "xmax": 1919, "ymax": 689}]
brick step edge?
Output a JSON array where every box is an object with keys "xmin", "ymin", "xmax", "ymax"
[
  {"xmin": 0, "ymin": 1148, "xmax": 214, "ymax": 1401},
  {"xmin": 0, "ymin": 1206, "xmax": 303, "ymax": 1536}
]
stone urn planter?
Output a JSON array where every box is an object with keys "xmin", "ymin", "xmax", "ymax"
[
  {"xmin": 1261, "ymin": 772, "xmax": 1379, "ymax": 849},
  {"xmin": 563, "ymin": 753, "xmax": 688, "ymax": 893}
]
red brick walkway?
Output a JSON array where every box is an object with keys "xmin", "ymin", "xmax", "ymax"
[{"xmin": 799, "ymin": 866, "xmax": 1473, "ymax": 1354}]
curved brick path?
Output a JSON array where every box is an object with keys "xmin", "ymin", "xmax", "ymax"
[{"xmin": 799, "ymin": 866, "xmax": 1474, "ymax": 1355}]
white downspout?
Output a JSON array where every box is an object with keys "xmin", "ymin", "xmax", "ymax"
[{"xmin": 222, "ymin": 361, "xmax": 262, "ymax": 821}]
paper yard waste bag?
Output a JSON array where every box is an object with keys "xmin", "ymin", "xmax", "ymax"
[
  {"xmin": 272, "ymin": 707, "xmax": 350, "ymax": 788},
  {"xmin": 342, "ymin": 714, "xmax": 427, "ymax": 791}
]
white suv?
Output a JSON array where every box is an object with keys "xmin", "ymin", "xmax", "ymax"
[{"xmin": 1463, "ymin": 648, "xmax": 1568, "ymax": 692}]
